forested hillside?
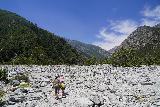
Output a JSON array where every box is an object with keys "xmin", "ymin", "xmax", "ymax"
[
  {"xmin": 0, "ymin": 9, "xmax": 85, "ymax": 65},
  {"xmin": 67, "ymin": 39, "xmax": 111, "ymax": 59},
  {"xmin": 106, "ymin": 25, "xmax": 160, "ymax": 66}
]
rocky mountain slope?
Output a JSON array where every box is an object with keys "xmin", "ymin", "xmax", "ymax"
[
  {"xmin": 119, "ymin": 25, "xmax": 160, "ymax": 50},
  {"xmin": 0, "ymin": 9, "xmax": 85, "ymax": 65},
  {"xmin": 108, "ymin": 24, "xmax": 160, "ymax": 66},
  {"xmin": 108, "ymin": 46, "xmax": 118, "ymax": 54},
  {"xmin": 110, "ymin": 24, "xmax": 160, "ymax": 53},
  {"xmin": 67, "ymin": 40, "xmax": 111, "ymax": 59},
  {"xmin": 0, "ymin": 65, "xmax": 160, "ymax": 107}
]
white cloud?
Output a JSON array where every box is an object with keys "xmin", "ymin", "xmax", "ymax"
[
  {"xmin": 94, "ymin": 5, "xmax": 160, "ymax": 51},
  {"xmin": 110, "ymin": 20, "xmax": 138, "ymax": 34},
  {"xmin": 93, "ymin": 20, "xmax": 137, "ymax": 50},
  {"xmin": 141, "ymin": 18, "xmax": 159, "ymax": 27},
  {"xmin": 140, "ymin": 5, "xmax": 160, "ymax": 26},
  {"xmin": 142, "ymin": 5, "xmax": 160, "ymax": 19}
]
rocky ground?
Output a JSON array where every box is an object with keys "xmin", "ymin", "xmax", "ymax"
[{"xmin": 0, "ymin": 65, "xmax": 160, "ymax": 107}]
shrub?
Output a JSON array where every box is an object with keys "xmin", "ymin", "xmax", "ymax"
[
  {"xmin": 0, "ymin": 90, "xmax": 5, "ymax": 99},
  {"xmin": 14, "ymin": 73, "xmax": 29, "ymax": 83},
  {"xmin": 0, "ymin": 69, "xmax": 8, "ymax": 83},
  {"xmin": 0, "ymin": 90, "xmax": 5, "ymax": 106},
  {"xmin": 18, "ymin": 82, "xmax": 31, "ymax": 88}
]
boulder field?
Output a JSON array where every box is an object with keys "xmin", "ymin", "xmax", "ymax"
[{"xmin": 0, "ymin": 65, "xmax": 160, "ymax": 107}]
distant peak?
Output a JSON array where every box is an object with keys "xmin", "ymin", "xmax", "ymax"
[{"xmin": 154, "ymin": 23, "xmax": 160, "ymax": 28}]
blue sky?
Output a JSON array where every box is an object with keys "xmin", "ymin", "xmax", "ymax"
[{"xmin": 0, "ymin": 0, "xmax": 160, "ymax": 50}]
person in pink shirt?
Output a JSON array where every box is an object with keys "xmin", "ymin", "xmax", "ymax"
[
  {"xmin": 59, "ymin": 75, "xmax": 64, "ymax": 83},
  {"xmin": 58, "ymin": 75, "xmax": 66, "ymax": 97}
]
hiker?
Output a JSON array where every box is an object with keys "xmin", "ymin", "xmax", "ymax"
[
  {"xmin": 59, "ymin": 75, "xmax": 66, "ymax": 97},
  {"xmin": 52, "ymin": 75, "xmax": 60, "ymax": 99}
]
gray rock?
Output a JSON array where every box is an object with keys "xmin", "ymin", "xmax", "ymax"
[
  {"xmin": 40, "ymin": 82, "xmax": 48, "ymax": 87},
  {"xmin": 14, "ymin": 88, "xmax": 21, "ymax": 95},
  {"xmin": 11, "ymin": 80, "xmax": 20, "ymax": 86},
  {"xmin": 9, "ymin": 96, "xmax": 25, "ymax": 103},
  {"xmin": 90, "ymin": 95, "xmax": 104, "ymax": 106},
  {"xmin": 1, "ymin": 65, "xmax": 160, "ymax": 107}
]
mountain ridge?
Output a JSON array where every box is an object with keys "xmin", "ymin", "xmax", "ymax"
[
  {"xmin": 66, "ymin": 39, "xmax": 111, "ymax": 59},
  {"xmin": 108, "ymin": 24, "xmax": 160, "ymax": 66}
]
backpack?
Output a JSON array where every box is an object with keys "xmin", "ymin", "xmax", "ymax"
[
  {"xmin": 59, "ymin": 82, "xmax": 65, "ymax": 89},
  {"xmin": 52, "ymin": 79, "xmax": 59, "ymax": 88}
]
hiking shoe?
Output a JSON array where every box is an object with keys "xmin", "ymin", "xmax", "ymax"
[
  {"xmin": 62, "ymin": 95, "xmax": 66, "ymax": 98},
  {"xmin": 55, "ymin": 97, "xmax": 59, "ymax": 100}
]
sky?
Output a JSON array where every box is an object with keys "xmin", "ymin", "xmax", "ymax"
[{"xmin": 0, "ymin": 0, "xmax": 160, "ymax": 50}]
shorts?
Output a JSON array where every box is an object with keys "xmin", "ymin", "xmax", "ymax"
[{"xmin": 55, "ymin": 86, "xmax": 60, "ymax": 94}]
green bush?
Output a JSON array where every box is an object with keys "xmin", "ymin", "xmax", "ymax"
[
  {"xmin": 0, "ymin": 90, "xmax": 5, "ymax": 106},
  {"xmin": 0, "ymin": 69, "xmax": 8, "ymax": 83},
  {"xmin": 0, "ymin": 90, "xmax": 5, "ymax": 99},
  {"xmin": 103, "ymin": 48, "xmax": 143, "ymax": 67},
  {"xmin": 84, "ymin": 56, "xmax": 99, "ymax": 65},
  {"xmin": 18, "ymin": 82, "xmax": 31, "ymax": 88},
  {"xmin": 14, "ymin": 73, "xmax": 29, "ymax": 83}
]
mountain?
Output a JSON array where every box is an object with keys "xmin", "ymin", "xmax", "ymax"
[
  {"xmin": 0, "ymin": 9, "xmax": 85, "ymax": 65},
  {"xmin": 108, "ymin": 24, "xmax": 160, "ymax": 66},
  {"xmin": 108, "ymin": 46, "xmax": 118, "ymax": 54},
  {"xmin": 118, "ymin": 25, "xmax": 160, "ymax": 50},
  {"xmin": 67, "ymin": 39, "xmax": 111, "ymax": 59},
  {"xmin": 109, "ymin": 24, "xmax": 160, "ymax": 54}
]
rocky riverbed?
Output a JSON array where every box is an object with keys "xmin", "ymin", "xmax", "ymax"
[{"xmin": 0, "ymin": 65, "xmax": 160, "ymax": 107}]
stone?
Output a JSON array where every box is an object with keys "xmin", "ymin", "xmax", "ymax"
[
  {"xmin": 76, "ymin": 97, "xmax": 93, "ymax": 106},
  {"xmin": 156, "ymin": 101, "xmax": 160, "ymax": 106},
  {"xmin": 14, "ymin": 88, "xmax": 21, "ymax": 95},
  {"xmin": 40, "ymin": 82, "xmax": 47, "ymax": 87},
  {"xmin": 90, "ymin": 95, "xmax": 104, "ymax": 106},
  {"xmin": 20, "ymin": 88, "xmax": 28, "ymax": 94},
  {"xmin": 1, "ymin": 65, "xmax": 160, "ymax": 107},
  {"xmin": 11, "ymin": 80, "xmax": 20, "ymax": 86},
  {"xmin": 9, "ymin": 96, "xmax": 25, "ymax": 103}
]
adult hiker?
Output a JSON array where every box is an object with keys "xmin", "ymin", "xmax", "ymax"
[
  {"xmin": 59, "ymin": 75, "xmax": 66, "ymax": 98},
  {"xmin": 52, "ymin": 75, "xmax": 60, "ymax": 99}
]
